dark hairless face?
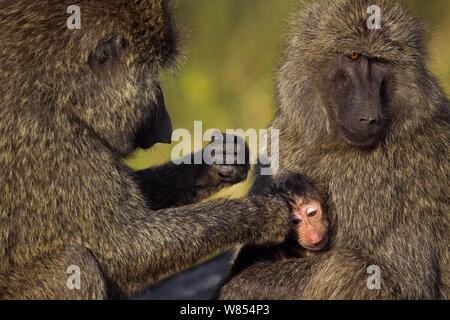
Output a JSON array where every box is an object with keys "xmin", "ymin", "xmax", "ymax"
[
  {"xmin": 322, "ymin": 53, "xmax": 392, "ymax": 148},
  {"xmin": 134, "ymin": 83, "xmax": 173, "ymax": 149}
]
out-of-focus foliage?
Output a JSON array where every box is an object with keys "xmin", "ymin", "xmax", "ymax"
[{"xmin": 125, "ymin": 0, "xmax": 450, "ymax": 198}]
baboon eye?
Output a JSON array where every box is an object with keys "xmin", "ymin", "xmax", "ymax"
[
  {"xmin": 308, "ymin": 210, "xmax": 317, "ymax": 218},
  {"xmin": 88, "ymin": 36, "xmax": 127, "ymax": 68},
  {"xmin": 348, "ymin": 52, "xmax": 360, "ymax": 60},
  {"xmin": 376, "ymin": 57, "xmax": 388, "ymax": 63}
]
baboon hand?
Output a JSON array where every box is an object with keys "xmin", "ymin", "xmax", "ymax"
[
  {"xmin": 245, "ymin": 194, "xmax": 291, "ymax": 246},
  {"xmin": 199, "ymin": 131, "xmax": 250, "ymax": 186},
  {"xmin": 266, "ymin": 173, "xmax": 327, "ymax": 249},
  {"xmin": 245, "ymin": 173, "xmax": 324, "ymax": 246}
]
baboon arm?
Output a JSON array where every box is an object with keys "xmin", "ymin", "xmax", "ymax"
[
  {"xmin": 135, "ymin": 157, "xmax": 247, "ymax": 210},
  {"xmin": 220, "ymin": 260, "xmax": 307, "ymax": 300},
  {"xmin": 135, "ymin": 132, "xmax": 250, "ymax": 210},
  {"xmin": 135, "ymin": 161, "xmax": 209, "ymax": 210},
  {"xmin": 85, "ymin": 197, "xmax": 286, "ymax": 298},
  {"xmin": 220, "ymin": 249, "xmax": 392, "ymax": 300}
]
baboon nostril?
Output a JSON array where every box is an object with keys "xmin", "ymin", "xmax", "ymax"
[
  {"xmin": 360, "ymin": 117, "xmax": 379, "ymax": 126},
  {"xmin": 360, "ymin": 118, "xmax": 369, "ymax": 124},
  {"xmin": 291, "ymin": 217, "xmax": 301, "ymax": 225}
]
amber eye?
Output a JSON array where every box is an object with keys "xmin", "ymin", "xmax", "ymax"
[
  {"xmin": 349, "ymin": 52, "xmax": 360, "ymax": 60},
  {"xmin": 377, "ymin": 57, "xmax": 388, "ymax": 63}
]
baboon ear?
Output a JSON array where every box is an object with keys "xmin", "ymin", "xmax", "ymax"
[{"xmin": 88, "ymin": 36, "xmax": 127, "ymax": 69}]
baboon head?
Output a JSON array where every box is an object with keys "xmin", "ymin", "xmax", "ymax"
[
  {"xmin": 278, "ymin": 0, "xmax": 447, "ymax": 148},
  {"xmin": 0, "ymin": 0, "xmax": 178, "ymax": 156}
]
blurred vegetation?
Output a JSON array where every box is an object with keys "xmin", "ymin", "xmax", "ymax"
[{"xmin": 125, "ymin": 0, "xmax": 450, "ymax": 198}]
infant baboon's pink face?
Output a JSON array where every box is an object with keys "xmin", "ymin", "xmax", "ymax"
[{"xmin": 289, "ymin": 197, "xmax": 328, "ymax": 251}]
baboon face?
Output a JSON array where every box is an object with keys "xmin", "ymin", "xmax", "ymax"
[
  {"xmin": 87, "ymin": 34, "xmax": 173, "ymax": 150},
  {"xmin": 321, "ymin": 53, "xmax": 392, "ymax": 148},
  {"xmin": 279, "ymin": 0, "xmax": 434, "ymax": 149},
  {"xmin": 0, "ymin": 0, "xmax": 178, "ymax": 156},
  {"xmin": 74, "ymin": 0, "xmax": 178, "ymax": 155},
  {"xmin": 290, "ymin": 197, "xmax": 329, "ymax": 251}
]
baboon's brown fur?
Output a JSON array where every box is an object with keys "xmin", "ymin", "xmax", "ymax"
[
  {"xmin": 220, "ymin": 0, "xmax": 449, "ymax": 300},
  {"xmin": 0, "ymin": 0, "xmax": 292, "ymax": 299}
]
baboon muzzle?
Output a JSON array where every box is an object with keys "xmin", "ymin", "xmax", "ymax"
[
  {"xmin": 141, "ymin": 106, "xmax": 173, "ymax": 149},
  {"xmin": 135, "ymin": 84, "xmax": 173, "ymax": 149}
]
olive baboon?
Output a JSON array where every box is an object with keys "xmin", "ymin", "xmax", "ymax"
[
  {"xmin": 220, "ymin": 0, "xmax": 449, "ymax": 300},
  {"xmin": 0, "ymin": 0, "xmax": 293, "ymax": 299}
]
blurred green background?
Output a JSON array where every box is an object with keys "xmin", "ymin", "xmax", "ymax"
[{"xmin": 125, "ymin": 0, "xmax": 450, "ymax": 198}]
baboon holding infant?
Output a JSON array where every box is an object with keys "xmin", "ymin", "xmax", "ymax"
[
  {"xmin": 219, "ymin": 0, "xmax": 449, "ymax": 299},
  {"xmin": 0, "ymin": 0, "xmax": 299, "ymax": 299},
  {"xmin": 0, "ymin": 0, "xmax": 448, "ymax": 300}
]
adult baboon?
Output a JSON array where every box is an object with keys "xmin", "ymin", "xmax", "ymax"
[
  {"xmin": 220, "ymin": 0, "xmax": 449, "ymax": 300},
  {"xmin": 0, "ymin": 0, "xmax": 292, "ymax": 299}
]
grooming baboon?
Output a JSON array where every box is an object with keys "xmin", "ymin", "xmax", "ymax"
[
  {"xmin": 220, "ymin": 0, "xmax": 449, "ymax": 300},
  {"xmin": 0, "ymin": 0, "xmax": 293, "ymax": 299}
]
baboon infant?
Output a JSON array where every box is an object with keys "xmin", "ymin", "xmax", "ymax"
[
  {"xmin": 222, "ymin": 174, "xmax": 330, "ymax": 283},
  {"xmin": 260, "ymin": 174, "xmax": 329, "ymax": 261}
]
